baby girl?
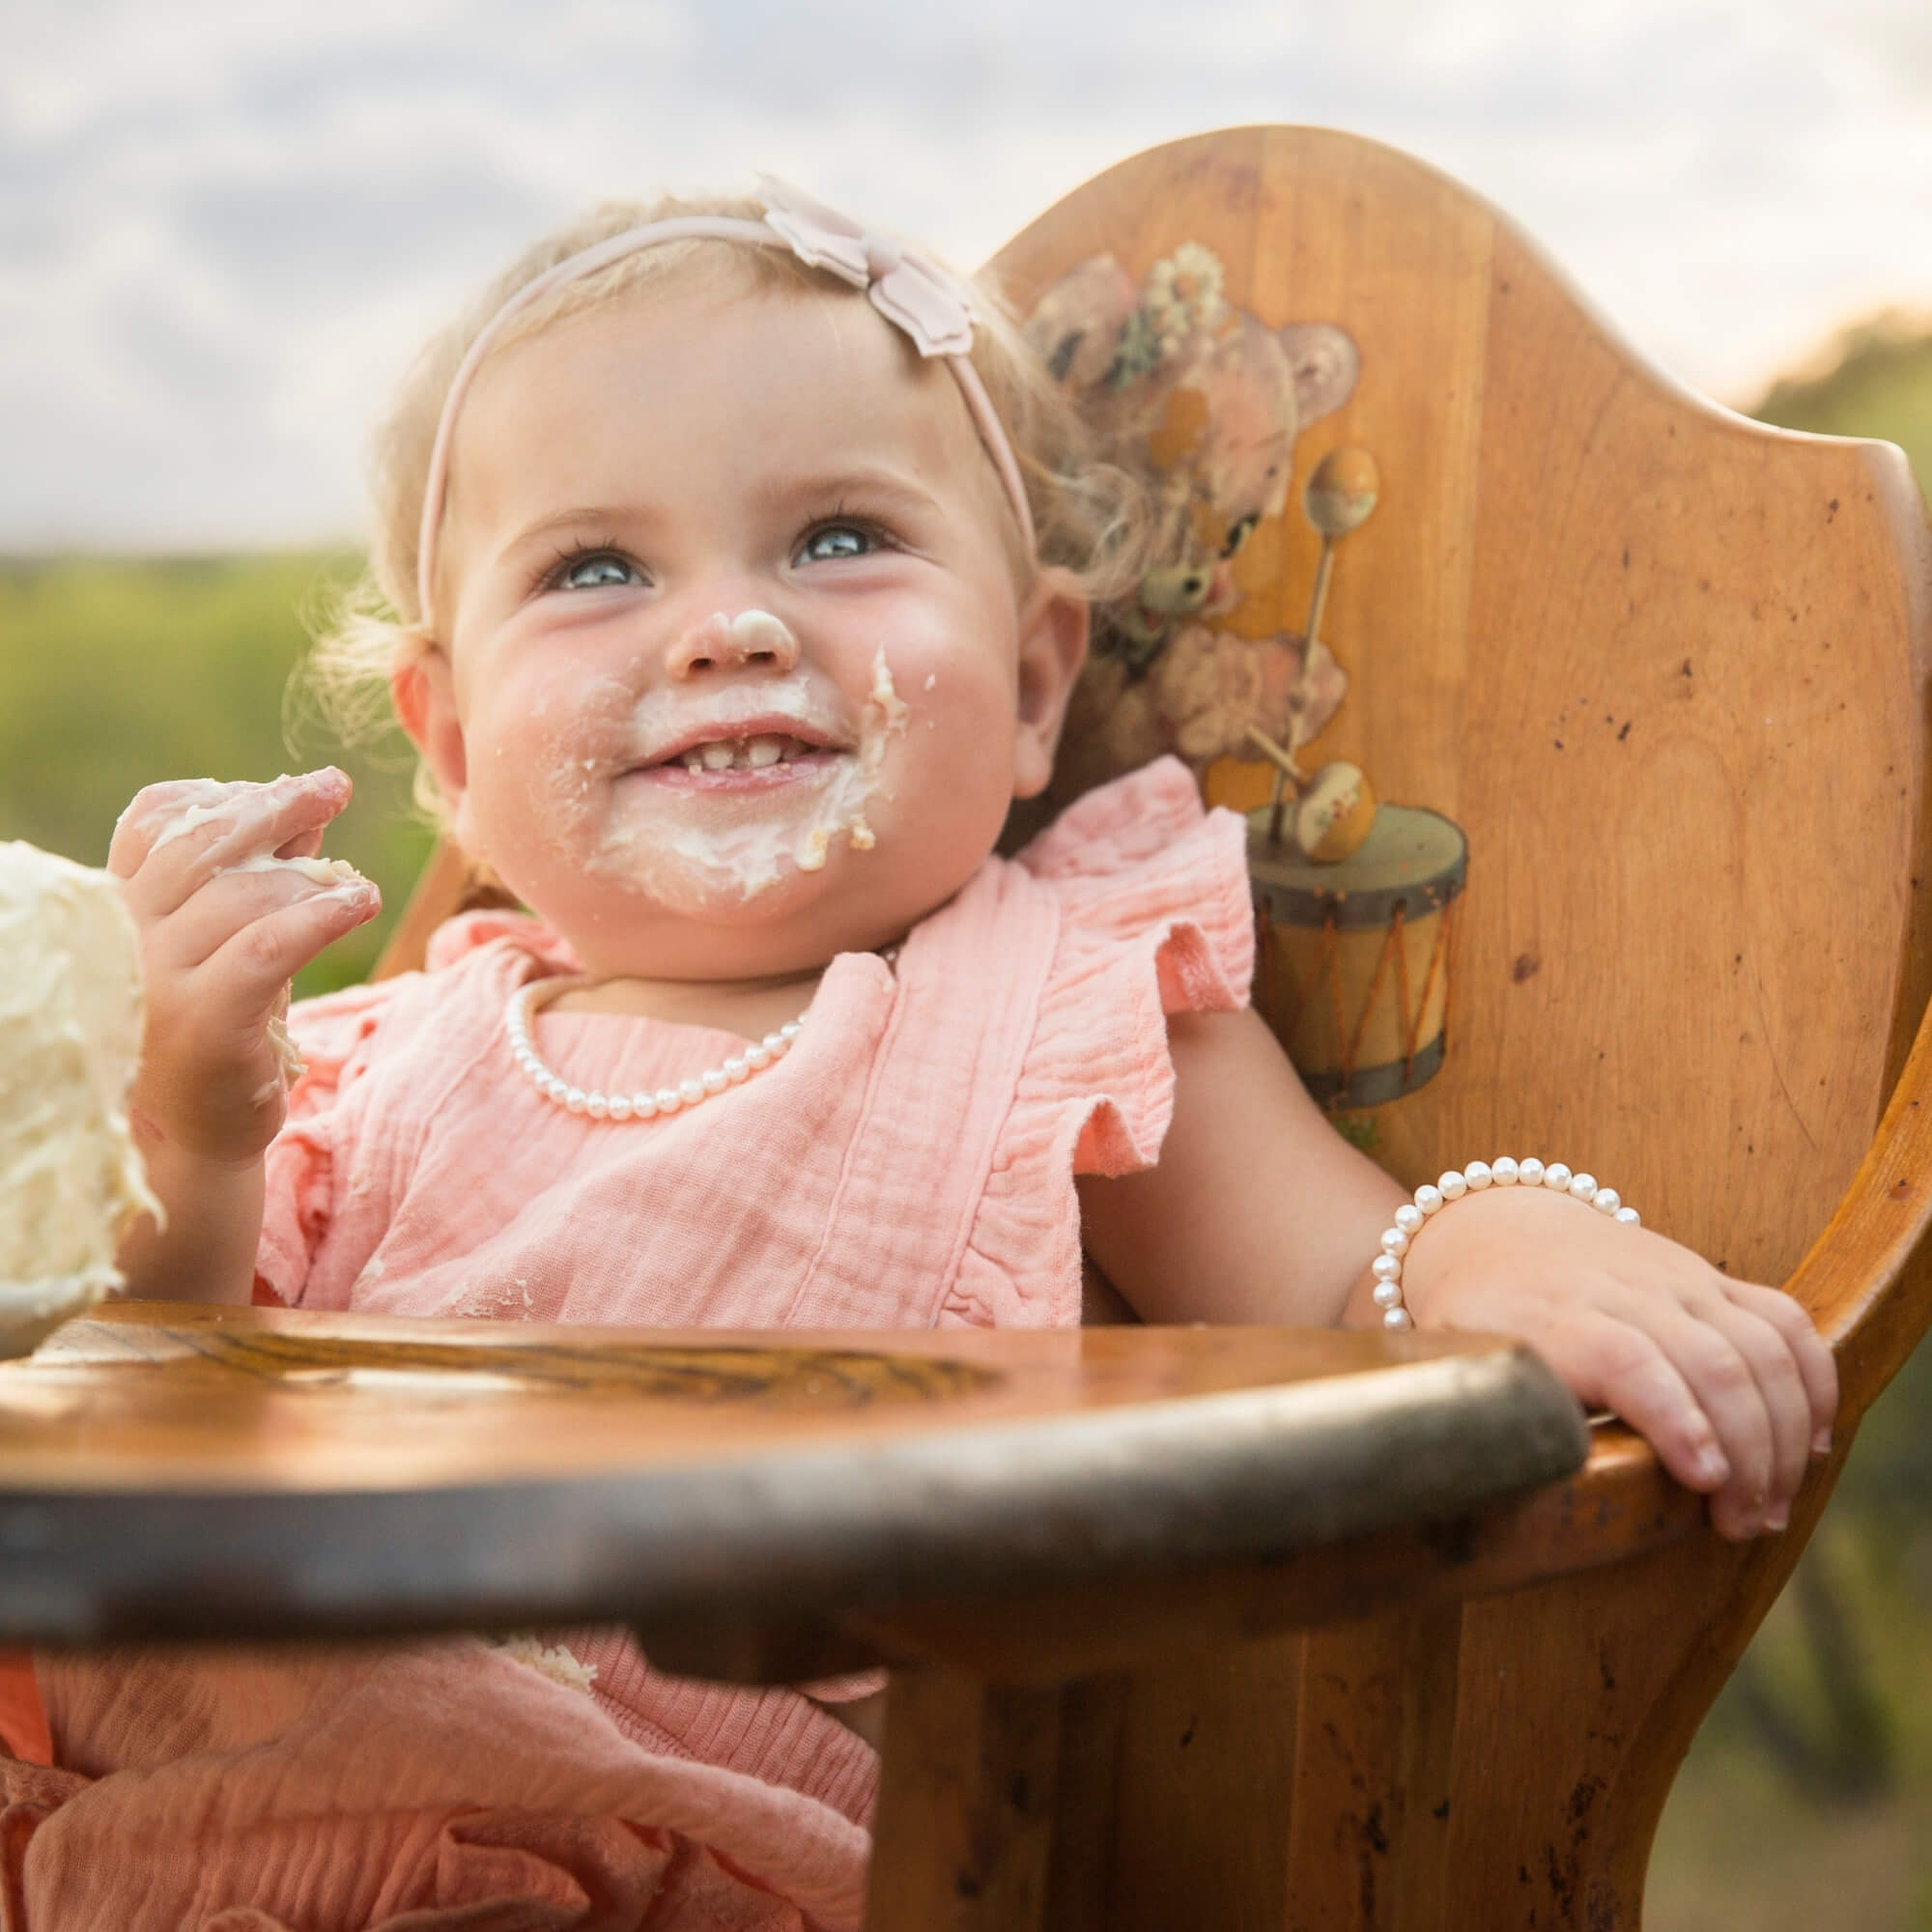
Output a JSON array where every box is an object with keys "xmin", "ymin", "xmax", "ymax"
[{"xmin": 17, "ymin": 182, "xmax": 1833, "ymax": 1929}]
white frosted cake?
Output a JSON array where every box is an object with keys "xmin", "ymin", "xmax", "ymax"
[{"xmin": 0, "ymin": 840, "xmax": 159, "ymax": 1356}]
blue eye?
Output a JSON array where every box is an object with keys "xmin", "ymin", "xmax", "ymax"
[
  {"xmin": 554, "ymin": 552, "xmax": 641, "ymax": 591},
  {"xmin": 799, "ymin": 524, "xmax": 876, "ymax": 563}
]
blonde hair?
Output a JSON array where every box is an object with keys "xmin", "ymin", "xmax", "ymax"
[{"xmin": 305, "ymin": 189, "xmax": 1151, "ymax": 825}]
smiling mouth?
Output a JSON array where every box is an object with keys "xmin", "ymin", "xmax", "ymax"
[
  {"xmin": 628, "ymin": 728, "xmax": 847, "ymax": 788},
  {"xmin": 669, "ymin": 731, "xmax": 822, "ymax": 774}
]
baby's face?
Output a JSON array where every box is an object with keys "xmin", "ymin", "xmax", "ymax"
[{"xmin": 408, "ymin": 280, "xmax": 1082, "ymax": 980}]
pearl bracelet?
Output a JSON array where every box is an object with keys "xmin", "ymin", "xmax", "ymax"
[{"xmin": 1370, "ymin": 1158, "xmax": 1641, "ymax": 1331}]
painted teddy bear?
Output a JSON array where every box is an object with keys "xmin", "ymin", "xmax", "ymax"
[{"xmin": 1023, "ymin": 243, "xmax": 1358, "ymax": 804}]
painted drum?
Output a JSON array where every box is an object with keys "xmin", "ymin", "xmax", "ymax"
[{"xmin": 1247, "ymin": 802, "xmax": 1468, "ymax": 1110}]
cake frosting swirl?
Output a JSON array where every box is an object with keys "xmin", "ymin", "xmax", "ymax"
[{"xmin": 0, "ymin": 840, "xmax": 159, "ymax": 1356}]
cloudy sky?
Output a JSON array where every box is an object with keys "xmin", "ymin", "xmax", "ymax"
[{"xmin": 5, "ymin": 0, "xmax": 1929, "ymax": 551}]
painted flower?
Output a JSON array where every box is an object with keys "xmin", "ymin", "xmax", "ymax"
[{"xmin": 1143, "ymin": 242, "xmax": 1228, "ymax": 353}]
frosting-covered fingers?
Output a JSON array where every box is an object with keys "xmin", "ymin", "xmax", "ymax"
[
  {"xmin": 110, "ymin": 770, "xmax": 353, "ymax": 909},
  {"xmin": 131, "ymin": 874, "xmax": 381, "ymax": 1166},
  {"xmin": 276, "ymin": 818, "xmax": 329, "ymax": 863},
  {"xmin": 198, "ymin": 874, "xmax": 381, "ymax": 1017},
  {"xmin": 156, "ymin": 859, "xmax": 378, "ymax": 975},
  {"xmin": 110, "ymin": 770, "xmax": 377, "ymax": 1168}
]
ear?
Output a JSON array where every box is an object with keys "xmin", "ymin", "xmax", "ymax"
[
  {"xmin": 1277, "ymin": 323, "xmax": 1360, "ymax": 428},
  {"xmin": 390, "ymin": 647, "xmax": 469, "ymax": 807},
  {"xmin": 1023, "ymin": 254, "xmax": 1139, "ymax": 391},
  {"xmin": 1010, "ymin": 581, "xmax": 1090, "ymax": 801}
]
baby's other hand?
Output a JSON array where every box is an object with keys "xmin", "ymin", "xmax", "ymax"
[
  {"xmin": 1396, "ymin": 1182, "xmax": 1836, "ymax": 1541},
  {"xmin": 109, "ymin": 769, "xmax": 380, "ymax": 1166}
]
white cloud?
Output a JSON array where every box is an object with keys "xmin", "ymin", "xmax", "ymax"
[{"xmin": 2, "ymin": 0, "xmax": 1928, "ymax": 547}]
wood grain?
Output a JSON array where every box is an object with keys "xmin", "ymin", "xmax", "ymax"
[
  {"xmin": 0, "ymin": 1303, "xmax": 1568, "ymax": 1491},
  {"xmin": 867, "ymin": 1669, "xmax": 1064, "ymax": 1932},
  {"xmin": 0, "ymin": 1305, "xmax": 1586, "ymax": 1650}
]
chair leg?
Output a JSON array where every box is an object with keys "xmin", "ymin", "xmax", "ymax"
[
  {"xmin": 1093, "ymin": 1633, "xmax": 1305, "ymax": 1932},
  {"xmin": 866, "ymin": 1665, "xmax": 1065, "ymax": 1931},
  {"xmin": 867, "ymin": 1638, "xmax": 1309, "ymax": 1932},
  {"xmin": 1281, "ymin": 1609, "xmax": 1464, "ymax": 1931}
]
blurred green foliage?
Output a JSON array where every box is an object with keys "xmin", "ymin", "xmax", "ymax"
[
  {"xmin": 1748, "ymin": 312, "xmax": 1932, "ymax": 506},
  {"xmin": 0, "ymin": 552, "xmax": 433, "ymax": 997}
]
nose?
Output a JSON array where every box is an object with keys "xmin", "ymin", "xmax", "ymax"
[{"xmin": 665, "ymin": 609, "xmax": 800, "ymax": 680}]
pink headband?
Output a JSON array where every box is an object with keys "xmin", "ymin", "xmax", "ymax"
[{"xmin": 414, "ymin": 177, "xmax": 1037, "ymax": 632}]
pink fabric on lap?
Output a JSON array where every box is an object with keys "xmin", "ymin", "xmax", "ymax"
[{"xmin": 17, "ymin": 1642, "xmax": 863, "ymax": 1930}]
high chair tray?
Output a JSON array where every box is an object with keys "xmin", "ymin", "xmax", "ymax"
[{"xmin": 0, "ymin": 1302, "xmax": 1590, "ymax": 1672}]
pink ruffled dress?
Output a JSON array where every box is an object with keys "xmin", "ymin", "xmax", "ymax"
[{"xmin": 1, "ymin": 760, "xmax": 1251, "ymax": 1932}]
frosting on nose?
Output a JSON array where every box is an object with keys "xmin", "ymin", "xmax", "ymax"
[{"xmin": 668, "ymin": 609, "xmax": 800, "ymax": 677}]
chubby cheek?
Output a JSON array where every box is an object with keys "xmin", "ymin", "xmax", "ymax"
[
  {"xmin": 880, "ymin": 664, "xmax": 1018, "ymax": 847},
  {"xmin": 457, "ymin": 674, "xmax": 637, "ymax": 875}
]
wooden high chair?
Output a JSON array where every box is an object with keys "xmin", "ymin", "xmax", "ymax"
[
  {"xmin": 3, "ymin": 127, "xmax": 1930, "ymax": 1929},
  {"xmin": 367, "ymin": 125, "xmax": 1932, "ymax": 1925}
]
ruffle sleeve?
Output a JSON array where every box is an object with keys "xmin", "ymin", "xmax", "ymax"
[
  {"xmin": 255, "ymin": 911, "xmax": 578, "ymax": 1307},
  {"xmin": 254, "ymin": 979, "xmax": 398, "ymax": 1307},
  {"xmin": 941, "ymin": 756, "xmax": 1253, "ymax": 1328}
]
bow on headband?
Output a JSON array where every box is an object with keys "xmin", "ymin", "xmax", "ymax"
[
  {"xmin": 756, "ymin": 177, "xmax": 979, "ymax": 358},
  {"xmin": 414, "ymin": 180, "xmax": 1033, "ymax": 630}
]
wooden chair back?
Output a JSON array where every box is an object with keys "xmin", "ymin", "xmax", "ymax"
[
  {"xmin": 373, "ymin": 128, "xmax": 1932, "ymax": 1923},
  {"xmin": 952, "ymin": 126, "xmax": 1932, "ymax": 1928}
]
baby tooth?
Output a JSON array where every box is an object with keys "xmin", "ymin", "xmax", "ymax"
[
  {"xmin": 746, "ymin": 737, "xmax": 783, "ymax": 768},
  {"xmin": 700, "ymin": 741, "xmax": 735, "ymax": 771},
  {"xmin": 682, "ymin": 751, "xmax": 705, "ymax": 772}
]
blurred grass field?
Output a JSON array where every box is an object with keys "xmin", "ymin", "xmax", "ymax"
[
  {"xmin": 2, "ymin": 322, "xmax": 1930, "ymax": 1923},
  {"xmin": 0, "ymin": 550, "xmax": 433, "ymax": 998}
]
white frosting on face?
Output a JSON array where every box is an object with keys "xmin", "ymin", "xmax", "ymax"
[
  {"xmin": 561, "ymin": 646, "xmax": 913, "ymax": 913},
  {"xmin": 0, "ymin": 841, "xmax": 161, "ymax": 1356},
  {"xmin": 701, "ymin": 610, "xmax": 794, "ymax": 659}
]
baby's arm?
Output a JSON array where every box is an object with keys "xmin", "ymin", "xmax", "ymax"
[
  {"xmin": 1075, "ymin": 1007, "xmax": 1836, "ymax": 1542},
  {"xmin": 108, "ymin": 770, "xmax": 381, "ymax": 1303}
]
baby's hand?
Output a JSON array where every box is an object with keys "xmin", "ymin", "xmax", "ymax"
[
  {"xmin": 109, "ymin": 770, "xmax": 380, "ymax": 1166},
  {"xmin": 1397, "ymin": 1182, "xmax": 1837, "ymax": 1541}
]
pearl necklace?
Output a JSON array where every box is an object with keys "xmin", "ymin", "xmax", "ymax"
[
  {"xmin": 505, "ymin": 949, "xmax": 897, "ymax": 1122},
  {"xmin": 505, "ymin": 980, "xmax": 804, "ymax": 1122}
]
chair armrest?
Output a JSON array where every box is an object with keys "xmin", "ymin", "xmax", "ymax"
[{"xmin": 1785, "ymin": 977, "xmax": 1932, "ymax": 1420}]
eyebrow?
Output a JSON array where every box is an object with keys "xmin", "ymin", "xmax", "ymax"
[
  {"xmin": 749, "ymin": 468, "xmax": 947, "ymax": 519},
  {"xmin": 496, "ymin": 506, "xmax": 649, "ymax": 565}
]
